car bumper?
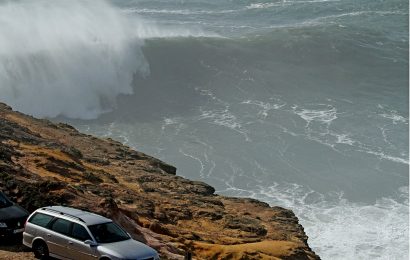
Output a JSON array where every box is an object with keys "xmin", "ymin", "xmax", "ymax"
[{"xmin": 0, "ymin": 227, "xmax": 25, "ymax": 238}]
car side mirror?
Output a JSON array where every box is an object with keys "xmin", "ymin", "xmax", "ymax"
[{"xmin": 84, "ymin": 240, "xmax": 98, "ymax": 247}]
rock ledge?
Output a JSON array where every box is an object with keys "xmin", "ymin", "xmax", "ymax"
[{"xmin": 0, "ymin": 103, "xmax": 319, "ymax": 260}]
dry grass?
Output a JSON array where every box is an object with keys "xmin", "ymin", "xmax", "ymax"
[{"xmin": 193, "ymin": 240, "xmax": 303, "ymax": 260}]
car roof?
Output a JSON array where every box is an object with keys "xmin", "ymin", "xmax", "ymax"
[{"xmin": 39, "ymin": 206, "xmax": 112, "ymax": 226}]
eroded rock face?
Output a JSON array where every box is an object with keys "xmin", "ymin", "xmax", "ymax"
[{"xmin": 0, "ymin": 102, "xmax": 320, "ymax": 260}]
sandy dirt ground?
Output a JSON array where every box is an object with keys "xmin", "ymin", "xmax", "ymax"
[{"xmin": 0, "ymin": 244, "xmax": 36, "ymax": 260}]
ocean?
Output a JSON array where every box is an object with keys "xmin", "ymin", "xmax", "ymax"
[{"xmin": 0, "ymin": 0, "xmax": 408, "ymax": 259}]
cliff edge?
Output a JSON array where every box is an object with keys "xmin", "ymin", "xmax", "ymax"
[{"xmin": 0, "ymin": 103, "xmax": 319, "ymax": 260}]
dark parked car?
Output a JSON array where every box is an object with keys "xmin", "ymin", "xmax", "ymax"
[{"xmin": 0, "ymin": 191, "xmax": 29, "ymax": 239}]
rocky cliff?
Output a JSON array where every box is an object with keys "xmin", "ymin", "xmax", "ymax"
[{"xmin": 0, "ymin": 103, "xmax": 320, "ymax": 259}]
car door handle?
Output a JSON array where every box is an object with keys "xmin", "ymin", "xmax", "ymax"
[
  {"xmin": 46, "ymin": 234, "xmax": 51, "ymax": 237},
  {"xmin": 68, "ymin": 241, "xmax": 73, "ymax": 245}
]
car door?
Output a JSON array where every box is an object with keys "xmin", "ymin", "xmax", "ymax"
[
  {"xmin": 24, "ymin": 212, "xmax": 54, "ymax": 247},
  {"xmin": 47, "ymin": 218, "xmax": 73, "ymax": 259},
  {"xmin": 67, "ymin": 223, "xmax": 98, "ymax": 260}
]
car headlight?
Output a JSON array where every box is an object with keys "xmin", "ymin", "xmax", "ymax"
[{"xmin": 0, "ymin": 222, "xmax": 7, "ymax": 228}]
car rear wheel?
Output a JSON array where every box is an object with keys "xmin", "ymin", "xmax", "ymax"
[{"xmin": 33, "ymin": 240, "xmax": 49, "ymax": 259}]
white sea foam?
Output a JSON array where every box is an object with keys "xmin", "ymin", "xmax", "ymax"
[
  {"xmin": 178, "ymin": 138, "xmax": 216, "ymax": 179},
  {"xmin": 196, "ymin": 87, "xmax": 227, "ymax": 105},
  {"xmin": 161, "ymin": 117, "xmax": 187, "ymax": 137},
  {"xmin": 247, "ymin": 0, "xmax": 340, "ymax": 9},
  {"xmin": 291, "ymin": 104, "xmax": 340, "ymax": 149},
  {"xmin": 125, "ymin": 20, "xmax": 218, "ymax": 39},
  {"xmin": 163, "ymin": 117, "xmax": 181, "ymax": 126},
  {"xmin": 333, "ymin": 133, "xmax": 355, "ymax": 146},
  {"xmin": 285, "ymin": 0, "xmax": 340, "ymax": 3},
  {"xmin": 246, "ymin": 3, "xmax": 284, "ymax": 9},
  {"xmin": 198, "ymin": 108, "xmax": 241, "ymax": 129},
  {"xmin": 261, "ymin": 10, "xmax": 408, "ymax": 30},
  {"xmin": 242, "ymin": 99, "xmax": 286, "ymax": 119},
  {"xmin": 293, "ymin": 105, "xmax": 338, "ymax": 124},
  {"xmin": 123, "ymin": 8, "xmax": 238, "ymax": 15},
  {"xmin": 194, "ymin": 89, "xmax": 249, "ymax": 140},
  {"xmin": 303, "ymin": 10, "xmax": 408, "ymax": 26},
  {"xmin": 363, "ymin": 150, "xmax": 409, "ymax": 165},
  {"xmin": 379, "ymin": 112, "xmax": 408, "ymax": 124},
  {"xmin": 198, "ymin": 107, "xmax": 250, "ymax": 141},
  {"xmin": 219, "ymin": 183, "xmax": 409, "ymax": 260}
]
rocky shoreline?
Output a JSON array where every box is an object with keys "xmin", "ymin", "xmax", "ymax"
[{"xmin": 0, "ymin": 102, "xmax": 320, "ymax": 259}]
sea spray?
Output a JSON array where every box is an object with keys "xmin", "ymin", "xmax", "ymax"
[
  {"xmin": 0, "ymin": 0, "xmax": 148, "ymax": 119},
  {"xmin": 241, "ymin": 183, "xmax": 409, "ymax": 260}
]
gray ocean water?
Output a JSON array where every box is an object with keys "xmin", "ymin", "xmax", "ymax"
[{"xmin": 0, "ymin": 0, "xmax": 408, "ymax": 259}]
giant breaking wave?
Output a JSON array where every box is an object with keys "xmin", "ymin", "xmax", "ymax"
[
  {"xmin": 0, "ymin": 0, "xmax": 148, "ymax": 119},
  {"xmin": 0, "ymin": 0, "xmax": 209, "ymax": 119}
]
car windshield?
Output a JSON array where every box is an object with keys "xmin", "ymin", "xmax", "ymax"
[
  {"xmin": 0, "ymin": 192, "xmax": 12, "ymax": 208},
  {"xmin": 88, "ymin": 222, "xmax": 130, "ymax": 243}
]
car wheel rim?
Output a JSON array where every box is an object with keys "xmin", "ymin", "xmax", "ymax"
[
  {"xmin": 36, "ymin": 244, "xmax": 46, "ymax": 256},
  {"xmin": 38, "ymin": 246, "xmax": 44, "ymax": 255}
]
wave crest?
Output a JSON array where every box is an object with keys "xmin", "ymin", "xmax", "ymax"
[{"xmin": 0, "ymin": 0, "xmax": 151, "ymax": 119}]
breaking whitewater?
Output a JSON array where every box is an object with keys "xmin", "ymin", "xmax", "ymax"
[{"xmin": 0, "ymin": 0, "xmax": 408, "ymax": 259}]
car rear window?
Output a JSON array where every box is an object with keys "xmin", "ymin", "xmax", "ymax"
[{"xmin": 28, "ymin": 213, "xmax": 54, "ymax": 228}]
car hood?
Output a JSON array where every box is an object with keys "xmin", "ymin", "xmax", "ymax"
[
  {"xmin": 0, "ymin": 204, "xmax": 29, "ymax": 221},
  {"xmin": 98, "ymin": 238, "xmax": 158, "ymax": 259}
]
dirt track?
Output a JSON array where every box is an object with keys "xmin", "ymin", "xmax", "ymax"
[{"xmin": 0, "ymin": 244, "xmax": 36, "ymax": 260}]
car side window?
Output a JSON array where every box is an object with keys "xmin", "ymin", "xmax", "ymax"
[
  {"xmin": 50, "ymin": 218, "xmax": 72, "ymax": 236},
  {"xmin": 71, "ymin": 223, "xmax": 92, "ymax": 241},
  {"xmin": 28, "ymin": 213, "xmax": 54, "ymax": 228}
]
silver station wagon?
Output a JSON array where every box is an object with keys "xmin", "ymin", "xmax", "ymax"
[{"xmin": 23, "ymin": 206, "xmax": 159, "ymax": 260}]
